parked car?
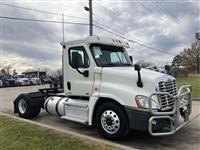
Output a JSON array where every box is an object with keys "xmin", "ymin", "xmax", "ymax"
[
  {"xmin": 0, "ymin": 79, "xmax": 2, "ymax": 87},
  {"xmin": 26, "ymin": 74, "xmax": 41, "ymax": 85},
  {"xmin": 14, "ymin": 74, "xmax": 30, "ymax": 86},
  {"xmin": 0, "ymin": 75, "xmax": 16, "ymax": 87}
]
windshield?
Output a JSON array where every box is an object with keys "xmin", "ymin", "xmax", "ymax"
[
  {"xmin": 90, "ymin": 44, "xmax": 132, "ymax": 67},
  {"xmin": 27, "ymin": 74, "xmax": 36, "ymax": 78}
]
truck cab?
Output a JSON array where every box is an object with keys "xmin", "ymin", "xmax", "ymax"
[
  {"xmin": 26, "ymin": 74, "xmax": 41, "ymax": 85},
  {"xmin": 14, "ymin": 74, "xmax": 30, "ymax": 86},
  {"xmin": 14, "ymin": 36, "xmax": 192, "ymax": 140}
]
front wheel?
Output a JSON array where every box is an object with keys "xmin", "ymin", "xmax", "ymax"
[
  {"xmin": 17, "ymin": 94, "xmax": 41, "ymax": 118},
  {"xmin": 96, "ymin": 102, "xmax": 130, "ymax": 140}
]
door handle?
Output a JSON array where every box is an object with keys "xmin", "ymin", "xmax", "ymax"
[{"xmin": 67, "ymin": 81, "xmax": 71, "ymax": 90}]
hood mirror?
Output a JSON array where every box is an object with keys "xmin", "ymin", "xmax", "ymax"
[
  {"xmin": 165, "ymin": 65, "xmax": 171, "ymax": 75},
  {"xmin": 134, "ymin": 64, "xmax": 143, "ymax": 88},
  {"xmin": 134, "ymin": 64, "xmax": 141, "ymax": 71}
]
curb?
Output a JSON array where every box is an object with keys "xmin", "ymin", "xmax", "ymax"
[
  {"xmin": 193, "ymin": 98, "xmax": 200, "ymax": 101},
  {"xmin": 0, "ymin": 112, "xmax": 138, "ymax": 150}
]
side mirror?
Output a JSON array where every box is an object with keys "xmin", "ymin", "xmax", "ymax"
[
  {"xmin": 129, "ymin": 56, "xmax": 133, "ymax": 63},
  {"xmin": 165, "ymin": 65, "xmax": 171, "ymax": 71},
  {"xmin": 134, "ymin": 64, "xmax": 143, "ymax": 88},
  {"xmin": 134, "ymin": 64, "xmax": 141, "ymax": 71},
  {"xmin": 71, "ymin": 52, "xmax": 81, "ymax": 69},
  {"xmin": 165, "ymin": 65, "xmax": 171, "ymax": 75}
]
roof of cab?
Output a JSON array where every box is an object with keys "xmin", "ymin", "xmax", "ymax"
[{"xmin": 62, "ymin": 35, "xmax": 130, "ymax": 48}]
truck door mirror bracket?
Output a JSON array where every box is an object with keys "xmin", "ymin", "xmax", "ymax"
[{"xmin": 134, "ymin": 64, "xmax": 143, "ymax": 88}]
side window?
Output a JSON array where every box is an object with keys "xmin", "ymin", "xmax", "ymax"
[{"xmin": 69, "ymin": 46, "xmax": 89, "ymax": 68}]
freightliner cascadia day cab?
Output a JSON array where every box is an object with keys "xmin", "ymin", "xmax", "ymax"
[{"xmin": 14, "ymin": 36, "xmax": 192, "ymax": 140}]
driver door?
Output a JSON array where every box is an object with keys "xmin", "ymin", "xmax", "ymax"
[{"xmin": 64, "ymin": 44, "xmax": 94, "ymax": 96}]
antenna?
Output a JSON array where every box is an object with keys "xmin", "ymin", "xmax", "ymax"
[{"xmin": 62, "ymin": 13, "xmax": 65, "ymax": 42}]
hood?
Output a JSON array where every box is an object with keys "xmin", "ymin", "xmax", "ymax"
[
  {"xmin": 101, "ymin": 67, "xmax": 174, "ymax": 95},
  {"xmin": 102, "ymin": 67, "xmax": 166, "ymax": 81},
  {"xmin": 17, "ymin": 78, "xmax": 29, "ymax": 81},
  {"xmin": 30, "ymin": 77, "xmax": 40, "ymax": 80}
]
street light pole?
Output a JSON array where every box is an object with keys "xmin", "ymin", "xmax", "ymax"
[
  {"xmin": 89, "ymin": 0, "xmax": 93, "ymax": 36},
  {"xmin": 85, "ymin": 0, "xmax": 93, "ymax": 36}
]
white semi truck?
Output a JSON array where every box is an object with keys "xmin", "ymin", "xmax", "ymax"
[{"xmin": 14, "ymin": 36, "xmax": 192, "ymax": 140}]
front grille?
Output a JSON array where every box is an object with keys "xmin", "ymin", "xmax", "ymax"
[{"xmin": 158, "ymin": 79, "xmax": 177, "ymax": 110}]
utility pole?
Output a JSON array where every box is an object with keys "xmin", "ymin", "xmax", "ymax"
[{"xmin": 84, "ymin": 0, "xmax": 93, "ymax": 36}]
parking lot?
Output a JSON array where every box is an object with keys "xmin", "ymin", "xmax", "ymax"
[{"xmin": 1, "ymin": 85, "xmax": 200, "ymax": 150}]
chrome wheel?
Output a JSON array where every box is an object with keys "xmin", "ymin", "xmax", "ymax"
[
  {"xmin": 101, "ymin": 110, "xmax": 120, "ymax": 134},
  {"xmin": 18, "ymin": 98, "xmax": 27, "ymax": 114}
]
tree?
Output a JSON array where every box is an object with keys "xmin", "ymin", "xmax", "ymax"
[
  {"xmin": 13, "ymin": 69, "xmax": 18, "ymax": 76},
  {"xmin": 0, "ymin": 69, "xmax": 6, "ymax": 75},
  {"xmin": 171, "ymin": 39, "xmax": 200, "ymax": 74},
  {"xmin": 179, "ymin": 45, "xmax": 200, "ymax": 73},
  {"xmin": 4, "ymin": 65, "xmax": 12, "ymax": 75}
]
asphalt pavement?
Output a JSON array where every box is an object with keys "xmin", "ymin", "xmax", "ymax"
[{"xmin": 0, "ymin": 85, "xmax": 200, "ymax": 150}]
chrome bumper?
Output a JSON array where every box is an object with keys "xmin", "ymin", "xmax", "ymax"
[{"xmin": 148, "ymin": 85, "xmax": 192, "ymax": 136}]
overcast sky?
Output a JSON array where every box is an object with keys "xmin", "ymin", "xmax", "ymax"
[{"xmin": 1, "ymin": 0, "xmax": 200, "ymax": 73}]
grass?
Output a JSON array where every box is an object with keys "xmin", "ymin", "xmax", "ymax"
[
  {"xmin": 0, "ymin": 115, "xmax": 116, "ymax": 150},
  {"xmin": 176, "ymin": 77, "xmax": 200, "ymax": 99}
]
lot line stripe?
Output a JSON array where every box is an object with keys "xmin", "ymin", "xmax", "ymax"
[{"xmin": 0, "ymin": 112, "xmax": 138, "ymax": 150}]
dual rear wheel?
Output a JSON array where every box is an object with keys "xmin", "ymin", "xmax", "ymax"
[{"xmin": 16, "ymin": 94, "xmax": 41, "ymax": 118}]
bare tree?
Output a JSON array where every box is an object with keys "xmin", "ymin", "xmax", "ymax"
[
  {"xmin": 0, "ymin": 69, "xmax": 6, "ymax": 75},
  {"xmin": 13, "ymin": 69, "xmax": 18, "ymax": 76},
  {"xmin": 179, "ymin": 46, "xmax": 200, "ymax": 73},
  {"xmin": 4, "ymin": 65, "xmax": 12, "ymax": 75}
]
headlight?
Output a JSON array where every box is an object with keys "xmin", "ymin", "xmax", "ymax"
[{"xmin": 135, "ymin": 95, "xmax": 158, "ymax": 109}]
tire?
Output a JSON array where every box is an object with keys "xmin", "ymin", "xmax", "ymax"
[
  {"xmin": 16, "ymin": 94, "xmax": 41, "ymax": 118},
  {"xmin": 96, "ymin": 102, "xmax": 130, "ymax": 140}
]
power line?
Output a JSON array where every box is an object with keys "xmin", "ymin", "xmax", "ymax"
[
  {"xmin": 0, "ymin": 16, "xmax": 89, "ymax": 26},
  {"xmin": 1, "ymin": 3, "xmax": 176, "ymax": 56},
  {"xmin": 150, "ymin": 0, "xmax": 180, "ymax": 22},
  {"xmin": 0, "ymin": 3, "xmax": 88, "ymax": 21},
  {"xmin": 95, "ymin": 2, "xmax": 138, "ymax": 27},
  {"xmin": 94, "ymin": 20, "xmax": 155, "ymax": 46},
  {"xmin": 0, "ymin": 15, "xmax": 175, "ymax": 56},
  {"xmin": 135, "ymin": 0, "xmax": 173, "ymax": 27},
  {"xmin": 94, "ymin": 24, "xmax": 176, "ymax": 56}
]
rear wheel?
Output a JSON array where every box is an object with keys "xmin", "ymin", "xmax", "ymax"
[
  {"xmin": 17, "ymin": 95, "xmax": 41, "ymax": 118},
  {"xmin": 96, "ymin": 102, "xmax": 130, "ymax": 140}
]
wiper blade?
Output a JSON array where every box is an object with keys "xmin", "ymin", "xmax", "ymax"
[
  {"xmin": 120, "ymin": 63, "xmax": 133, "ymax": 66},
  {"xmin": 103, "ymin": 63, "xmax": 118, "ymax": 66}
]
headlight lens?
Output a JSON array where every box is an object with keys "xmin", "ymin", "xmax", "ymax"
[{"xmin": 135, "ymin": 95, "xmax": 158, "ymax": 109}]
